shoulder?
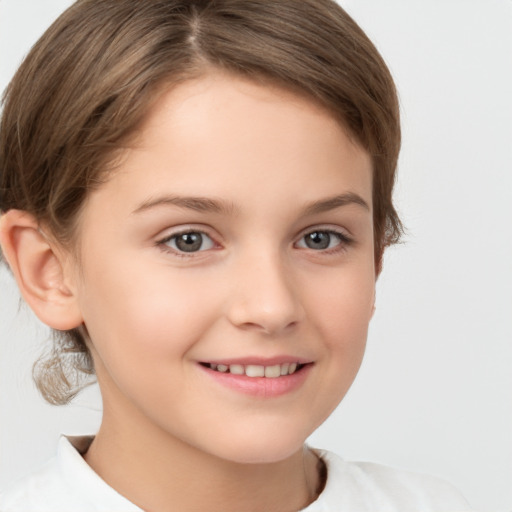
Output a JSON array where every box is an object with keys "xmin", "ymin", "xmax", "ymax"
[
  {"xmin": 0, "ymin": 436, "xmax": 142, "ymax": 512},
  {"xmin": 306, "ymin": 449, "xmax": 473, "ymax": 512},
  {"xmin": 0, "ymin": 456, "xmax": 86, "ymax": 512}
]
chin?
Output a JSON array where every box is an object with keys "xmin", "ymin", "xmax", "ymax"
[{"xmin": 205, "ymin": 427, "xmax": 310, "ymax": 465}]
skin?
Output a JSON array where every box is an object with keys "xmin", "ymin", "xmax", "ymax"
[{"xmin": 1, "ymin": 73, "xmax": 376, "ymax": 511}]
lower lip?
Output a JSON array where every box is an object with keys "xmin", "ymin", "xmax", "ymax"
[{"xmin": 199, "ymin": 364, "xmax": 313, "ymax": 398}]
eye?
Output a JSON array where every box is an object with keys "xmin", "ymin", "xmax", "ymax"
[
  {"xmin": 296, "ymin": 229, "xmax": 350, "ymax": 251},
  {"xmin": 159, "ymin": 231, "xmax": 215, "ymax": 253}
]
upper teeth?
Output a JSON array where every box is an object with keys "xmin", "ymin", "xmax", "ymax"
[{"xmin": 208, "ymin": 362, "xmax": 299, "ymax": 378}]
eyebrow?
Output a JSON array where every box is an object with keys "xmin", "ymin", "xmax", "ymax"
[
  {"xmin": 131, "ymin": 192, "xmax": 370, "ymax": 216},
  {"xmin": 303, "ymin": 192, "xmax": 370, "ymax": 215},
  {"xmin": 132, "ymin": 195, "xmax": 238, "ymax": 216}
]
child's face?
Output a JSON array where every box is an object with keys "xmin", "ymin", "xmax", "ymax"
[{"xmin": 70, "ymin": 73, "xmax": 375, "ymax": 463}]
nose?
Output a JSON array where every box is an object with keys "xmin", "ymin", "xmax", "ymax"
[{"xmin": 226, "ymin": 249, "xmax": 304, "ymax": 336}]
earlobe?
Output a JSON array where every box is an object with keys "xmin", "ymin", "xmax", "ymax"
[
  {"xmin": 370, "ymin": 289, "xmax": 376, "ymax": 319},
  {"xmin": 0, "ymin": 210, "xmax": 83, "ymax": 330}
]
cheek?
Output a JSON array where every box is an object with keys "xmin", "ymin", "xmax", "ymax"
[
  {"xmin": 302, "ymin": 264, "xmax": 374, "ymax": 388},
  {"xmin": 305, "ymin": 264, "xmax": 375, "ymax": 341},
  {"xmin": 289, "ymin": 266, "xmax": 374, "ymax": 432},
  {"xmin": 77, "ymin": 254, "xmax": 221, "ymax": 363}
]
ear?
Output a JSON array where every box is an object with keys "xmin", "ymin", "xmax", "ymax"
[
  {"xmin": 369, "ymin": 286, "xmax": 376, "ymax": 319},
  {"xmin": 0, "ymin": 210, "xmax": 83, "ymax": 330}
]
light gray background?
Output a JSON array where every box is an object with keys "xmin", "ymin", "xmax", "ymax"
[{"xmin": 1, "ymin": 1, "xmax": 511, "ymax": 511}]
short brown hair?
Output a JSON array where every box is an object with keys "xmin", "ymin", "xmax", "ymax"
[{"xmin": 0, "ymin": 0, "xmax": 402, "ymax": 404}]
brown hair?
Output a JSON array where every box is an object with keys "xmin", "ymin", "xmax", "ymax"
[{"xmin": 0, "ymin": 0, "xmax": 402, "ymax": 405}]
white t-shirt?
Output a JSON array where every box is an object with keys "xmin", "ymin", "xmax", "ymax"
[{"xmin": 0, "ymin": 435, "xmax": 473, "ymax": 512}]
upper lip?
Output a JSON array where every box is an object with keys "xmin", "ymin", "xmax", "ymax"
[{"xmin": 199, "ymin": 356, "xmax": 313, "ymax": 366}]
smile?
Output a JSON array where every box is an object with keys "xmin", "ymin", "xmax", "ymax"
[
  {"xmin": 202, "ymin": 362, "xmax": 304, "ymax": 378},
  {"xmin": 198, "ymin": 359, "xmax": 313, "ymax": 398}
]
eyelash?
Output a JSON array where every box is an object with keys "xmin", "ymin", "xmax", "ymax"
[
  {"xmin": 156, "ymin": 227, "xmax": 353, "ymax": 258},
  {"xmin": 156, "ymin": 229, "xmax": 217, "ymax": 258},
  {"xmin": 295, "ymin": 229, "xmax": 353, "ymax": 254}
]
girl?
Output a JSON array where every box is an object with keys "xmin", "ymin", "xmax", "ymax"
[{"xmin": 0, "ymin": 1, "xmax": 474, "ymax": 510}]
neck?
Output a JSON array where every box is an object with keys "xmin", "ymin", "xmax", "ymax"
[{"xmin": 84, "ymin": 404, "xmax": 323, "ymax": 512}]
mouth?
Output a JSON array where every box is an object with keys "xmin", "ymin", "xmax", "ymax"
[
  {"xmin": 197, "ymin": 357, "xmax": 314, "ymax": 397},
  {"xmin": 199, "ymin": 362, "xmax": 308, "ymax": 378}
]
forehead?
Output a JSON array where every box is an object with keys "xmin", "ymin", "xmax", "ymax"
[{"xmin": 79, "ymin": 73, "xmax": 372, "ymax": 228}]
